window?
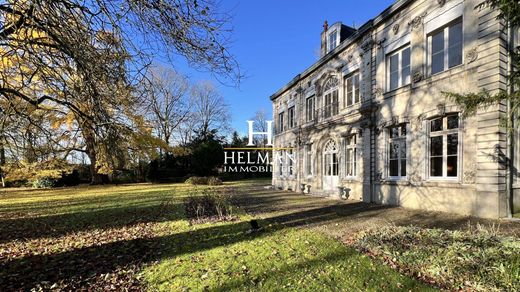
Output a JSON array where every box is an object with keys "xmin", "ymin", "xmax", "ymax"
[
  {"xmin": 345, "ymin": 73, "xmax": 360, "ymax": 106},
  {"xmin": 278, "ymin": 150, "xmax": 284, "ymax": 176},
  {"xmin": 305, "ymin": 144, "xmax": 313, "ymax": 176},
  {"xmin": 516, "ymin": 115, "xmax": 520, "ymax": 182},
  {"xmin": 429, "ymin": 114, "xmax": 459, "ymax": 179},
  {"xmin": 323, "ymin": 77, "xmax": 339, "ymax": 119},
  {"xmin": 388, "ymin": 124, "xmax": 407, "ymax": 178},
  {"xmin": 328, "ymin": 29, "xmax": 337, "ymax": 52},
  {"xmin": 324, "ymin": 140, "xmax": 339, "ymax": 176},
  {"xmin": 345, "ymin": 135, "xmax": 357, "ymax": 177},
  {"xmin": 306, "ymin": 95, "xmax": 315, "ymax": 122},
  {"xmin": 429, "ymin": 19, "xmax": 463, "ymax": 75},
  {"xmin": 387, "ymin": 46, "xmax": 411, "ymax": 91},
  {"xmin": 288, "ymin": 106, "xmax": 295, "ymax": 128},
  {"xmin": 288, "ymin": 148, "xmax": 294, "ymax": 176},
  {"xmin": 278, "ymin": 112, "xmax": 284, "ymax": 133}
]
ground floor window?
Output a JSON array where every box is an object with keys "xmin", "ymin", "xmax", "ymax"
[
  {"xmin": 288, "ymin": 149, "xmax": 294, "ymax": 176},
  {"xmin": 388, "ymin": 124, "xmax": 407, "ymax": 178},
  {"xmin": 324, "ymin": 140, "xmax": 339, "ymax": 176},
  {"xmin": 305, "ymin": 144, "xmax": 313, "ymax": 176},
  {"xmin": 345, "ymin": 135, "xmax": 357, "ymax": 177},
  {"xmin": 278, "ymin": 150, "xmax": 284, "ymax": 177},
  {"xmin": 429, "ymin": 114, "xmax": 459, "ymax": 179}
]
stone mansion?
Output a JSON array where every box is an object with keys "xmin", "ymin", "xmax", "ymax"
[{"xmin": 270, "ymin": 0, "xmax": 520, "ymax": 218}]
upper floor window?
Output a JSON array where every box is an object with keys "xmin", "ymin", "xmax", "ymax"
[
  {"xmin": 328, "ymin": 29, "xmax": 338, "ymax": 52},
  {"xmin": 387, "ymin": 46, "xmax": 411, "ymax": 91},
  {"xmin": 323, "ymin": 77, "xmax": 339, "ymax": 119},
  {"xmin": 345, "ymin": 135, "xmax": 357, "ymax": 177},
  {"xmin": 429, "ymin": 19, "xmax": 463, "ymax": 75},
  {"xmin": 278, "ymin": 112, "xmax": 284, "ymax": 133},
  {"xmin": 388, "ymin": 124, "xmax": 407, "ymax": 178},
  {"xmin": 306, "ymin": 95, "xmax": 315, "ymax": 122},
  {"xmin": 345, "ymin": 73, "xmax": 360, "ymax": 106},
  {"xmin": 429, "ymin": 114, "xmax": 460, "ymax": 179},
  {"xmin": 288, "ymin": 106, "xmax": 295, "ymax": 128}
]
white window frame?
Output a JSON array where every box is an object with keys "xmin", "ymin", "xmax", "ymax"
[
  {"xmin": 386, "ymin": 45, "xmax": 411, "ymax": 92},
  {"xmin": 427, "ymin": 18, "xmax": 463, "ymax": 76},
  {"xmin": 278, "ymin": 111, "xmax": 284, "ymax": 133},
  {"xmin": 288, "ymin": 148, "xmax": 294, "ymax": 177},
  {"xmin": 278, "ymin": 150, "xmax": 284, "ymax": 177},
  {"xmin": 305, "ymin": 144, "xmax": 313, "ymax": 177},
  {"xmin": 288, "ymin": 106, "xmax": 295, "ymax": 128},
  {"xmin": 345, "ymin": 72, "xmax": 360, "ymax": 107},
  {"xmin": 345, "ymin": 135, "xmax": 357, "ymax": 178},
  {"xmin": 306, "ymin": 95, "xmax": 315, "ymax": 122},
  {"xmin": 386, "ymin": 124, "xmax": 409, "ymax": 180},
  {"xmin": 323, "ymin": 78, "xmax": 339, "ymax": 119},
  {"xmin": 426, "ymin": 114, "xmax": 462, "ymax": 181},
  {"xmin": 328, "ymin": 29, "xmax": 338, "ymax": 52}
]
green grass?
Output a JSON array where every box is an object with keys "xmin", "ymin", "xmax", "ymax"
[
  {"xmin": 143, "ymin": 219, "xmax": 433, "ymax": 291},
  {"xmin": 0, "ymin": 180, "xmax": 434, "ymax": 291},
  {"xmin": 356, "ymin": 225, "xmax": 520, "ymax": 291}
]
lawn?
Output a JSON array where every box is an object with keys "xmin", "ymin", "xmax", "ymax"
[{"xmin": 0, "ymin": 180, "xmax": 433, "ymax": 291}]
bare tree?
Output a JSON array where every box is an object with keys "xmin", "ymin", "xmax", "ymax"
[
  {"xmin": 144, "ymin": 66, "xmax": 190, "ymax": 148},
  {"xmin": 251, "ymin": 109, "xmax": 270, "ymax": 147},
  {"xmin": 175, "ymin": 112, "xmax": 198, "ymax": 145},
  {"xmin": 190, "ymin": 81, "xmax": 231, "ymax": 139},
  {"xmin": 0, "ymin": 0, "xmax": 241, "ymax": 183}
]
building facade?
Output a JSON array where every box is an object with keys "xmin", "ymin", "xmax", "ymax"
[{"xmin": 270, "ymin": 0, "xmax": 520, "ymax": 218}]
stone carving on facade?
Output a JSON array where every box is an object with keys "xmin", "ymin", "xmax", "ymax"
[
  {"xmin": 438, "ymin": 0, "xmax": 446, "ymax": 7},
  {"xmin": 375, "ymin": 171, "xmax": 383, "ymax": 182},
  {"xmin": 374, "ymin": 86, "xmax": 384, "ymax": 97},
  {"xmin": 408, "ymin": 12, "xmax": 427, "ymax": 31},
  {"xmin": 347, "ymin": 54, "xmax": 354, "ymax": 63},
  {"xmin": 410, "ymin": 173, "xmax": 422, "ymax": 184},
  {"xmin": 393, "ymin": 24, "xmax": 400, "ymax": 35},
  {"xmin": 415, "ymin": 114, "xmax": 425, "ymax": 130},
  {"xmin": 412, "ymin": 70, "xmax": 423, "ymax": 83},
  {"xmin": 466, "ymin": 47, "xmax": 478, "ymax": 64},
  {"xmin": 376, "ymin": 38, "xmax": 387, "ymax": 49},
  {"xmin": 463, "ymin": 168, "xmax": 476, "ymax": 184},
  {"xmin": 436, "ymin": 103, "xmax": 446, "ymax": 116}
]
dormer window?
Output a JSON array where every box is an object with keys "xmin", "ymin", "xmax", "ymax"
[{"xmin": 328, "ymin": 30, "xmax": 338, "ymax": 52}]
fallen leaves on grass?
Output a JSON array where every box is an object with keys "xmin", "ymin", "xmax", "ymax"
[
  {"xmin": 353, "ymin": 225, "xmax": 520, "ymax": 291},
  {"xmin": 0, "ymin": 221, "xmax": 161, "ymax": 291}
]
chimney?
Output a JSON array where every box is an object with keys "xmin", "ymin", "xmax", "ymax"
[{"xmin": 320, "ymin": 20, "xmax": 328, "ymax": 57}]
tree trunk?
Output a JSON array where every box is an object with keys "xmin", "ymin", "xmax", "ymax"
[
  {"xmin": 0, "ymin": 135, "xmax": 5, "ymax": 187},
  {"xmin": 87, "ymin": 150, "xmax": 103, "ymax": 184},
  {"xmin": 83, "ymin": 128, "xmax": 103, "ymax": 185}
]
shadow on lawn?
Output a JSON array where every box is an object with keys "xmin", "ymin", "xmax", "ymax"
[
  {"xmin": 0, "ymin": 202, "xmax": 390, "ymax": 290},
  {"xmin": 0, "ymin": 201, "xmax": 184, "ymax": 244}
]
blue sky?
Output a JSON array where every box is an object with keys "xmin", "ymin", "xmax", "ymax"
[{"xmin": 171, "ymin": 0, "xmax": 395, "ymax": 135}]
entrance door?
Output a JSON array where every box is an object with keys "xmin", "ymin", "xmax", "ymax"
[{"xmin": 323, "ymin": 140, "xmax": 339, "ymax": 191}]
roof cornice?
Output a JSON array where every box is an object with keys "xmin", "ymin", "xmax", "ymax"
[{"xmin": 269, "ymin": 0, "xmax": 415, "ymax": 101}]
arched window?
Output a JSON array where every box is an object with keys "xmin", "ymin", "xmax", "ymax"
[
  {"xmin": 323, "ymin": 77, "xmax": 339, "ymax": 119},
  {"xmin": 323, "ymin": 139, "xmax": 338, "ymax": 176},
  {"xmin": 323, "ymin": 77, "xmax": 339, "ymax": 92},
  {"xmin": 324, "ymin": 139, "xmax": 338, "ymax": 152}
]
